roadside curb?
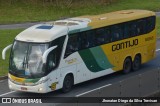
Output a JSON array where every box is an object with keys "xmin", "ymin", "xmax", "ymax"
[{"xmin": 0, "ymin": 75, "xmax": 8, "ymax": 81}]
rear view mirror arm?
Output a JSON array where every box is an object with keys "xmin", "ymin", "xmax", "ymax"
[
  {"xmin": 2, "ymin": 44, "xmax": 12, "ymax": 60},
  {"xmin": 42, "ymin": 46, "xmax": 57, "ymax": 64}
]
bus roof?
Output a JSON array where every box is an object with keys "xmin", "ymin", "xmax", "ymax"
[
  {"xmin": 81, "ymin": 9, "xmax": 155, "ymax": 29},
  {"xmin": 15, "ymin": 9, "xmax": 155, "ymax": 43},
  {"xmin": 15, "ymin": 18, "xmax": 90, "ymax": 42}
]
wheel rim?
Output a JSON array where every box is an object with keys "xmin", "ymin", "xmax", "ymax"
[
  {"xmin": 134, "ymin": 56, "xmax": 140, "ymax": 69},
  {"xmin": 64, "ymin": 76, "xmax": 72, "ymax": 91},
  {"xmin": 125, "ymin": 60, "xmax": 131, "ymax": 71},
  {"xmin": 123, "ymin": 58, "xmax": 131, "ymax": 73},
  {"xmin": 65, "ymin": 79, "xmax": 71, "ymax": 89}
]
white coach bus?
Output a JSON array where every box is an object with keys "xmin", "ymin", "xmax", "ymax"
[{"xmin": 2, "ymin": 10, "xmax": 156, "ymax": 93}]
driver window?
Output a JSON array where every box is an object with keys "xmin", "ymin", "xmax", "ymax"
[
  {"xmin": 46, "ymin": 36, "xmax": 66, "ymax": 72},
  {"xmin": 47, "ymin": 50, "xmax": 57, "ymax": 71}
]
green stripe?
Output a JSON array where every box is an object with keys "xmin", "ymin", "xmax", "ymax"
[
  {"xmin": 25, "ymin": 78, "xmax": 40, "ymax": 83},
  {"xmin": 79, "ymin": 49, "xmax": 103, "ymax": 72},
  {"xmin": 80, "ymin": 26, "xmax": 92, "ymax": 32},
  {"xmin": 68, "ymin": 26, "xmax": 92, "ymax": 35},
  {"xmin": 90, "ymin": 47, "xmax": 113, "ymax": 69},
  {"xmin": 68, "ymin": 29, "xmax": 80, "ymax": 34}
]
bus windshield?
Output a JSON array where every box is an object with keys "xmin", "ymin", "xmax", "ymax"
[{"xmin": 9, "ymin": 41, "xmax": 49, "ymax": 78}]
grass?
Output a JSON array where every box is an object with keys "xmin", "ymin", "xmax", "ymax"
[
  {"xmin": 0, "ymin": 29, "xmax": 24, "ymax": 76},
  {"xmin": 0, "ymin": 0, "xmax": 160, "ymax": 24},
  {"xmin": 157, "ymin": 17, "xmax": 160, "ymax": 36}
]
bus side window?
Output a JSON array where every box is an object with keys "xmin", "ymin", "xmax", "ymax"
[
  {"xmin": 79, "ymin": 32, "xmax": 88, "ymax": 50},
  {"xmin": 129, "ymin": 22, "xmax": 138, "ymax": 37},
  {"xmin": 48, "ymin": 36, "xmax": 66, "ymax": 71},
  {"xmin": 146, "ymin": 16, "xmax": 156, "ymax": 33},
  {"xmin": 105, "ymin": 27, "xmax": 111, "ymax": 43},
  {"xmin": 137, "ymin": 19, "xmax": 146, "ymax": 35},
  {"xmin": 124, "ymin": 22, "xmax": 130, "ymax": 39},
  {"xmin": 95, "ymin": 28, "xmax": 106, "ymax": 45},
  {"xmin": 111, "ymin": 25, "xmax": 123, "ymax": 42},
  {"xmin": 47, "ymin": 51, "xmax": 56, "ymax": 71},
  {"xmin": 86, "ymin": 30, "xmax": 96, "ymax": 48},
  {"xmin": 65, "ymin": 34, "xmax": 79, "ymax": 57}
]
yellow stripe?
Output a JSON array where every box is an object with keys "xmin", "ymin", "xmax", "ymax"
[{"xmin": 9, "ymin": 73, "xmax": 25, "ymax": 83}]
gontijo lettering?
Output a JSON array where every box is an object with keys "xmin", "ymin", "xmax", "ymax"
[{"xmin": 112, "ymin": 39, "xmax": 138, "ymax": 51}]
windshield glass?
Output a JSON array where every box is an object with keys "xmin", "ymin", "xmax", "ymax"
[{"xmin": 9, "ymin": 41, "xmax": 49, "ymax": 78}]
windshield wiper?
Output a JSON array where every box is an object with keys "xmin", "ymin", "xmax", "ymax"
[{"xmin": 22, "ymin": 57, "xmax": 27, "ymax": 69}]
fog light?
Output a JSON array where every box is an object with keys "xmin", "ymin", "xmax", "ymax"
[
  {"xmin": 38, "ymin": 88, "xmax": 43, "ymax": 92},
  {"xmin": 9, "ymin": 84, "xmax": 12, "ymax": 89}
]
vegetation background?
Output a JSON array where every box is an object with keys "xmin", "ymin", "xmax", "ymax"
[{"xmin": 0, "ymin": 0, "xmax": 160, "ymax": 24}]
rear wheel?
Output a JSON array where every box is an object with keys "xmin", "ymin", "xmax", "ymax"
[
  {"xmin": 62, "ymin": 75, "xmax": 73, "ymax": 93},
  {"xmin": 123, "ymin": 57, "xmax": 132, "ymax": 74},
  {"xmin": 132, "ymin": 55, "xmax": 141, "ymax": 71}
]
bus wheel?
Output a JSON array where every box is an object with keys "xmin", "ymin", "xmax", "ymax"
[
  {"xmin": 62, "ymin": 74, "xmax": 73, "ymax": 93},
  {"xmin": 132, "ymin": 55, "xmax": 141, "ymax": 71},
  {"xmin": 123, "ymin": 57, "xmax": 132, "ymax": 74}
]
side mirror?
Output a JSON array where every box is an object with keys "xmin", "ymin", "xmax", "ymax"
[
  {"xmin": 42, "ymin": 46, "xmax": 57, "ymax": 64},
  {"xmin": 2, "ymin": 44, "xmax": 12, "ymax": 60}
]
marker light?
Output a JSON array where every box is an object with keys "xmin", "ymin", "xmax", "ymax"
[
  {"xmin": 38, "ymin": 88, "xmax": 43, "ymax": 92},
  {"xmin": 9, "ymin": 84, "xmax": 12, "ymax": 89}
]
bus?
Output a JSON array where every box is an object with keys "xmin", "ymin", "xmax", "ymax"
[{"xmin": 2, "ymin": 10, "xmax": 156, "ymax": 93}]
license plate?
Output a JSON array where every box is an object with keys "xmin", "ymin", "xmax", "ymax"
[{"xmin": 21, "ymin": 87, "xmax": 27, "ymax": 91}]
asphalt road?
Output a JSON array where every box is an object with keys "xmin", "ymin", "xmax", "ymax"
[
  {"xmin": 0, "ymin": 39, "xmax": 160, "ymax": 106},
  {"xmin": 156, "ymin": 12, "xmax": 160, "ymax": 17},
  {"xmin": 0, "ymin": 22, "xmax": 43, "ymax": 29}
]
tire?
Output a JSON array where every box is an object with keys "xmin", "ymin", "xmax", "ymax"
[
  {"xmin": 123, "ymin": 57, "xmax": 132, "ymax": 74},
  {"xmin": 62, "ymin": 75, "xmax": 73, "ymax": 93},
  {"xmin": 132, "ymin": 55, "xmax": 141, "ymax": 71}
]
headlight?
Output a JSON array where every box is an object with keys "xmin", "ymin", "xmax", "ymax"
[
  {"xmin": 9, "ymin": 84, "xmax": 12, "ymax": 89},
  {"xmin": 38, "ymin": 88, "xmax": 43, "ymax": 91}
]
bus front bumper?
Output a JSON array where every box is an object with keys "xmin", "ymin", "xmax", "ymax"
[{"xmin": 8, "ymin": 79, "xmax": 50, "ymax": 93}]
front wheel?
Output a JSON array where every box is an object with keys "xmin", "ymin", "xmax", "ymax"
[
  {"xmin": 62, "ymin": 75, "xmax": 73, "ymax": 93},
  {"xmin": 123, "ymin": 57, "xmax": 132, "ymax": 74}
]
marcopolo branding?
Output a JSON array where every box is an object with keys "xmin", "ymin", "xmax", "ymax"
[{"xmin": 112, "ymin": 39, "xmax": 138, "ymax": 51}]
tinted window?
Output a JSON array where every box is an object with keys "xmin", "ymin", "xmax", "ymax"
[
  {"xmin": 105, "ymin": 27, "xmax": 111, "ymax": 43},
  {"xmin": 86, "ymin": 30, "xmax": 96, "ymax": 48},
  {"xmin": 111, "ymin": 25, "xmax": 123, "ymax": 41},
  {"xmin": 124, "ymin": 17, "xmax": 155, "ymax": 38},
  {"xmin": 65, "ymin": 34, "xmax": 79, "ymax": 57},
  {"xmin": 124, "ymin": 22, "xmax": 130, "ymax": 38},
  {"xmin": 128, "ymin": 21, "xmax": 138, "ymax": 37},
  {"xmin": 47, "ymin": 36, "xmax": 66, "ymax": 71},
  {"xmin": 47, "ymin": 50, "xmax": 57, "ymax": 72},
  {"xmin": 96, "ymin": 28, "xmax": 107, "ymax": 45},
  {"xmin": 79, "ymin": 32, "xmax": 88, "ymax": 49},
  {"xmin": 146, "ymin": 16, "xmax": 155, "ymax": 33},
  {"xmin": 137, "ymin": 19, "xmax": 146, "ymax": 35}
]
